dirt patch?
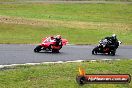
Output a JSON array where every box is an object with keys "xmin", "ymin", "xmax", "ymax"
[{"xmin": 0, "ymin": 16, "xmax": 131, "ymax": 31}]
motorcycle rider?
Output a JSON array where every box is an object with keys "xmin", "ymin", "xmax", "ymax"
[
  {"xmin": 48, "ymin": 35, "xmax": 62, "ymax": 50},
  {"xmin": 49, "ymin": 35, "xmax": 62, "ymax": 45},
  {"xmin": 55, "ymin": 35, "xmax": 62, "ymax": 46},
  {"xmin": 104, "ymin": 34, "xmax": 119, "ymax": 49}
]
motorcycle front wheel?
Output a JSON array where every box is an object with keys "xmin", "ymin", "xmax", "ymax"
[
  {"xmin": 34, "ymin": 45, "xmax": 42, "ymax": 52},
  {"xmin": 111, "ymin": 51, "xmax": 115, "ymax": 56},
  {"xmin": 92, "ymin": 47, "xmax": 98, "ymax": 55}
]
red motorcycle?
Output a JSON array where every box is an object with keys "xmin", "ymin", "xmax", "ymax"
[{"xmin": 34, "ymin": 36, "xmax": 68, "ymax": 53}]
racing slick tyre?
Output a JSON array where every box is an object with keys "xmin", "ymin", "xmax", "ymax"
[
  {"xmin": 110, "ymin": 49, "xmax": 116, "ymax": 56},
  {"xmin": 92, "ymin": 47, "xmax": 98, "ymax": 55},
  {"xmin": 111, "ymin": 51, "xmax": 115, "ymax": 56},
  {"xmin": 34, "ymin": 45, "xmax": 42, "ymax": 52},
  {"xmin": 52, "ymin": 49, "xmax": 59, "ymax": 53},
  {"xmin": 108, "ymin": 52, "xmax": 111, "ymax": 55}
]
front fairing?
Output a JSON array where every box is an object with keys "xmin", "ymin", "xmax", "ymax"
[
  {"xmin": 40, "ymin": 37, "xmax": 68, "ymax": 48},
  {"xmin": 40, "ymin": 37, "xmax": 56, "ymax": 47}
]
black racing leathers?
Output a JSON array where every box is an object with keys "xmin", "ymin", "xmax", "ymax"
[{"xmin": 104, "ymin": 36, "xmax": 119, "ymax": 49}]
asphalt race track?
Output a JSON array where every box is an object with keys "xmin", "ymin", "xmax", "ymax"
[{"xmin": 0, "ymin": 44, "xmax": 132, "ymax": 65}]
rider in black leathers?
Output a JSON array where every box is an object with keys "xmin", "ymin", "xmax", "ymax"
[
  {"xmin": 55, "ymin": 35, "xmax": 62, "ymax": 46},
  {"xmin": 104, "ymin": 34, "xmax": 119, "ymax": 50}
]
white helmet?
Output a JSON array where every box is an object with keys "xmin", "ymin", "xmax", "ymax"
[
  {"xmin": 112, "ymin": 34, "xmax": 116, "ymax": 39},
  {"xmin": 112, "ymin": 34, "xmax": 116, "ymax": 37},
  {"xmin": 56, "ymin": 35, "xmax": 61, "ymax": 39}
]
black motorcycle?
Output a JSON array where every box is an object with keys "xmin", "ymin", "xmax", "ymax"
[{"xmin": 92, "ymin": 39, "xmax": 121, "ymax": 56}]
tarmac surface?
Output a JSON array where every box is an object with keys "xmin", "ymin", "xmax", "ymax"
[{"xmin": 0, "ymin": 44, "xmax": 132, "ymax": 65}]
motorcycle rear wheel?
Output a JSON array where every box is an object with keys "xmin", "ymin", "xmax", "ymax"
[
  {"xmin": 34, "ymin": 45, "xmax": 42, "ymax": 52},
  {"xmin": 52, "ymin": 49, "xmax": 59, "ymax": 53},
  {"xmin": 92, "ymin": 47, "xmax": 98, "ymax": 55}
]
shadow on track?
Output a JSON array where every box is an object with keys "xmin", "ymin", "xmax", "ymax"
[
  {"xmin": 34, "ymin": 51, "xmax": 65, "ymax": 55},
  {"xmin": 92, "ymin": 53, "xmax": 120, "ymax": 57}
]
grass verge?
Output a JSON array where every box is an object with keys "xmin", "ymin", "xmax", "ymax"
[
  {"xmin": 0, "ymin": 3, "xmax": 132, "ymax": 23},
  {"xmin": 0, "ymin": 59, "xmax": 132, "ymax": 88},
  {"xmin": 0, "ymin": 22, "xmax": 131, "ymax": 44},
  {"xmin": 0, "ymin": 0, "xmax": 132, "ymax": 2},
  {"xmin": 0, "ymin": 3, "xmax": 131, "ymax": 44}
]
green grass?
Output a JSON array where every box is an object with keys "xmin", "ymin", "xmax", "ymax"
[
  {"xmin": 0, "ymin": 3, "xmax": 132, "ymax": 23},
  {"xmin": 0, "ymin": 24, "xmax": 132, "ymax": 44},
  {"xmin": 0, "ymin": 22, "xmax": 132, "ymax": 44},
  {"xmin": 0, "ymin": 3, "xmax": 131, "ymax": 44},
  {"xmin": 0, "ymin": 0, "xmax": 132, "ymax": 2},
  {"xmin": 0, "ymin": 59, "xmax": 132, "ymax": 88},
  {"xmin": 0, "ymin": 0, "xmax": 17, "ymax": 1}
]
